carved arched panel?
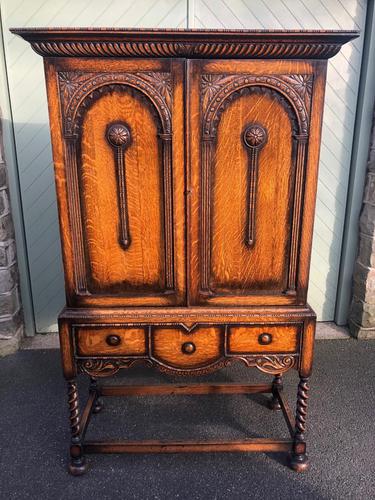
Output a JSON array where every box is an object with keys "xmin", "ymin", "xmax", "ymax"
[
  {"xmin": 194, "ymin": 69, "xmax": 313, "ymax": 305},
  {"xmin": 57, "ymin": 69, "xmax": 183, "ymax": 305}
]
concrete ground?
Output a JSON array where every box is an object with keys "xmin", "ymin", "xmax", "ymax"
[{"xmin": 0, "ymin": 339, "xmax": 374, "ymax": 499}]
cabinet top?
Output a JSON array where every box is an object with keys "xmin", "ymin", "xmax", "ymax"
[{"xmin": 11, "ymin": 28, "xmax": 358, "ymax": 60}]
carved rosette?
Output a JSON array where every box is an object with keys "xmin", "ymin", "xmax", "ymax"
[
  {"xmin": 243, "ymin": 124, "xmax": 268, "ymax": 149},
  {"xmin": 107, "ymin": 123, "xmax": 131, "ymax": 147}
]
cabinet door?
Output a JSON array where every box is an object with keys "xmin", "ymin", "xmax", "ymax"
[
  {"xmin": 45, "ymin": 59, "xmax": 185, "ymax": 306},
  {"xmin": 188, "ymin": 60, "xmax": 326, "ymax": 306}
]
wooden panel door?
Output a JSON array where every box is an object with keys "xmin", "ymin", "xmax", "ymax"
[
  {"xmin": 45, "ymin": 58, "xmax": 185, "ymax": 307},
  {"xmin": 188, "ymin": 59, "xmax": 327, "ymax": 306}
]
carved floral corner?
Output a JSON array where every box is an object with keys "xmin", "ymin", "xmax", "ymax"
[{"xmin": 281, "ymin": 74, "xmax": 313, "ymax": 110}]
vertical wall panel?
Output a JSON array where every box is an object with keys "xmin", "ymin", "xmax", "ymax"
[
  {"xmin": 1, "ymin": 0, "xmax": 187, "ymax": 333},
  {"xmin": 194, "ymin": 0, "xmax": 366, "ymax": 321}
]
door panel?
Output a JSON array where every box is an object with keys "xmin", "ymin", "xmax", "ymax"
[
  {"xmin": 189, "ymin": 60, "xmax": 316, "ymax": 306},
  {"xmin": 45, "ymin": 58, "xmax": 186, "ymax": 306},
  {"xmin": 211, "ymin": 89, "xmax": 294, "ymax": 292},
  {"xmin": 80, "ymin": 89, "xmax": 164, "ymax": 294}
]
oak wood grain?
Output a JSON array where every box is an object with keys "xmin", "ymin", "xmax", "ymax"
[
  {"xmin": 23, "ymin": 29, "xmax": 353, "ymax": 472},
  {"xmin": 228, "ymin": 324, "xmax": 299, "ymax": 354},
  {"xmin": 76, "ymin": 327, "xmax": 147, "ymax": 356},
  {"xmin": 152, "ymin": 327, "xmax": 222, "ymax": 368},
  {"xmin": 44, "ymin": 57, "xmax": 186, "ymax": 306}
]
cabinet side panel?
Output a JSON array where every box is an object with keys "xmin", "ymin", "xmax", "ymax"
[
  {"xmin": 298, "ymin": 61, "xmax": 328, "ymax": 300},
  {"xmin": 44, "ymin": 59, "xmax": 74, "ymax": 303}
]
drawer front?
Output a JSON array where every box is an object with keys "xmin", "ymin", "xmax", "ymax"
[
  {"xmin": 76, "ymin": 327, "xmax": 147, "ymax": 356},
  {"xmin": 227, "ymin": 324, "xmax": 299, "ymax": 354},
  {"xmin": 74, "ymin": 323, "xmax": 301, "ymax": 375},
  {"xmin": 152, "ymin": 327, "xmax": 222, "ymax": 368}
]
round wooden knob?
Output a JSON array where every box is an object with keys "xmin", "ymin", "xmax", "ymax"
[
  {"xmin": 106, "ymin": 123, "xmax": 131, "ymax": 148},
  {"xmin": 181, "ymin": 342, "xmax": 196, "ymax": 355},
  {"xmin": 243, "ymin": 124, "xmax": 267, "ymax": 149},
  {"xmin": 106, "ymin": 334, "xmax": 121, "ymax": 346},
  {"xmin": 258, "ymin": 333, "xmax": 272, "ymax": 345}
]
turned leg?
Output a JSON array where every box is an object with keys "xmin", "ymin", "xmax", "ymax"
[
  {"xmin": 268, "ymin": 374, "xmax": 282, "ymax": 411},
  {"xmin": 90, "ymin": 377, "xmax": 104, "ymax": 414},
  {"xmin": 290, "ymin": 376, "xmax": 309, "ymax": 472},
  {"xmin": 67, "ymin": 379, "xmax": 87, "ymax": 475}
]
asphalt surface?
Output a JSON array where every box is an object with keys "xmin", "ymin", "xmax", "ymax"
[{"xmin": 0, "ymin": 339, "xmax": 374, "ymax": 499}]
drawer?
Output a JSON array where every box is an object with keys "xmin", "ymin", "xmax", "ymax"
[
  {"xmin": 152, "ymin": 327, "xmax": 222, "ymax": 368},
  {"xmin": 76, "ymin": 327, "xmax": 147, "ymax": 356},
  {"xmin": 227, "ymin": 324, "xmax": 299, "ymax": 354}
]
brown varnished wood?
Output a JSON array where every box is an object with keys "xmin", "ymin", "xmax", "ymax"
[
  {"xmin": 99, "ymin": 382, "xmax": 273, "ymax": 396},
  {"xmin": 14, "ymin": 29, "xmax": 355, "ymax": 473},
  {"xmin": 276, "ymin": 388, "xmax": 295, "ymax": 438},
  {"xmin": 11, "ymin": 28, "xmax": 358, "ymax": 59},
  {"xmin": 228, "ymin": 324, "xmax": 299, "ymax": 354},
  {"xmin": 58, "ymin": 319, "xmax": 76, "ymax": 379},
  {"xmin": 60, "ymin": 305, "xmax": 316, "ymax": 323},
  {"xmin": 44, "ymin": 57, "xmax": 186, "ymax": 307},
  {"xmin": 76, "ymin": 327, "xmax": 147, "ymax": 356},
  {"xmin": 152, "ymin": 326, "xmax": 222, "ymax": 368},
  {"xmin": 84, "ymin": 439, "xmax": 293, "ymax": 454},
  {"xmin": 189, "ymin": 59, "xmax": 323, "ymax": 306},
  {"xmin": 211, "ymin": 89, "xmax": 294, "ymax": 293},
  {"xmin": 81, "ymin": 91, "xmax": 164, "ymax": 294}
]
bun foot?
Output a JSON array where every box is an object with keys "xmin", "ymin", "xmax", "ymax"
[
  {"xmin": 290, "ymin": 454, "xmax": 309, "ymax": 472},
  {"xmin": 68, "ymin": 458, "xmax": 88, "ymax": 476},
  {"xmin": 93, "ymin": 398, "xmax": 104, "ymax": 414},
  {"xmin": 268, "ymin": 397, "xmax": 281, "ymax": 411}
]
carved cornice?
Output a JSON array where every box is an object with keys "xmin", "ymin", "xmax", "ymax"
[
  {"xmin": 11, "ymin": 28, "xmax": 359, "ymax": 60},
  {"xmin": 57, "ymin": 71, "xmax": 172, "ymax": 136}
]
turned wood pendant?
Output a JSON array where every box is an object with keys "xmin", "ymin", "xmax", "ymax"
[
  {"xmin": 243, "ymin": 123, "xmax": 268, "ymax": 247},
  {"xmin": 106, "ymin": 122, "xmax": 132, "ymax": 250}
]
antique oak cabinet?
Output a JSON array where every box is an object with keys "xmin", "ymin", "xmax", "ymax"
[{"xmin": 13, "ymin": 28, "xmax": 357, "ymax": 474}]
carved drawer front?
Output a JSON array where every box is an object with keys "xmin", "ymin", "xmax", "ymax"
[
  {"xmin": 228, "ymin": 324, "xmax": 300, "ymax": 354},
  {"xmin": 76, "ymin": 327, "xmax": 147, "ymax": 357},
  {"xmin": 152, "ymin": 327, "xmax": 222, "ymax": 368}
]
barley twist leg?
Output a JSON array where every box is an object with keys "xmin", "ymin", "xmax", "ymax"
[
  {"xmin": 67, "ymin": 379, "xmax": 87, "ymax": 475},
  {"xmin": 290, "ymin": 376, "xmax": 309, "ymax": 472}
]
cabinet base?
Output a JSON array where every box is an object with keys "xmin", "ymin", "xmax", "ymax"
[{"xmin": 67, "ymin": 378, "xmax": 309, "ymax": 475}]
